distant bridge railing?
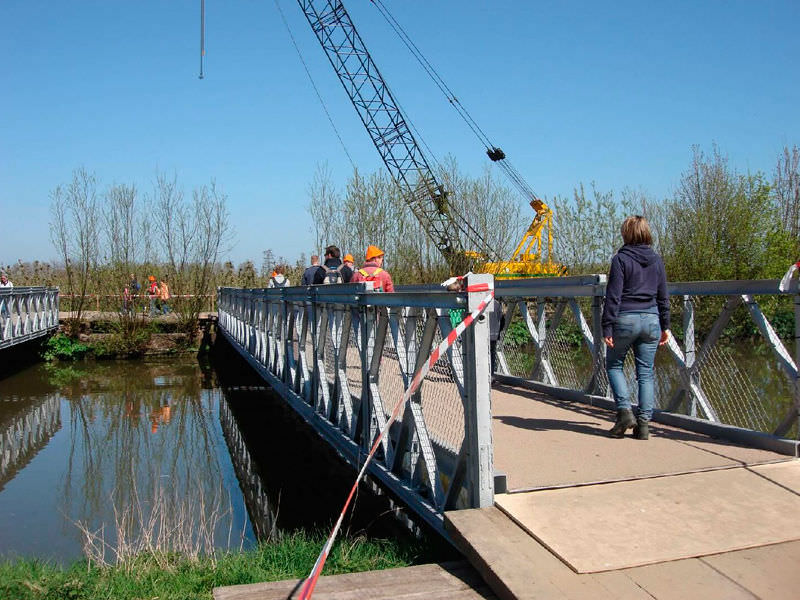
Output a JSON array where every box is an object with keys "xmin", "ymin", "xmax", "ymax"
[
  {"xmin": 216, "ymin": 275, "xmax": 494, "ymax": 535},
  {"xmin": 0, "ymin": 287, "xmax": 60, "ymax": 350},
  {"xmin": 492, "ymin": 275, "xmax": 800, "ymax": 451}
]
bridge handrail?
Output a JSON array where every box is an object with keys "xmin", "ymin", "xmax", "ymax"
[
  {"xmin": 216, "ymin": 275, "xmax": 495, "ymax": 535},
  {"xmin": 0, "ymin": 287, "xmax": 60, "ymax": 349},
  {"xmin": 490, "ymin": 275, "xmax": 800, "ymax": 447}
]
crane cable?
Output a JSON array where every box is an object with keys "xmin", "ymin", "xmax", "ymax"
[
  {"xmin": 199, "ymin": 0, "xmax": 205, "ymax": 79},
  {"xmin": 370, "ymin": 0, "xmax": 543, "ymax": 204},
  {"xmin": 272, "ymin": 0, "xmax": 357, "ymax": 171}
]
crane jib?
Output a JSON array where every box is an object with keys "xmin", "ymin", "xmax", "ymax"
[{"xmin": 296, "ymin": 0, "xmax": 500, "ymax": 271}]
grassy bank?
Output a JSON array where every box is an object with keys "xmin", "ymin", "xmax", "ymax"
[{"xmin": 0, "ymin": 532, "xmax": 432, "ymax": 600}]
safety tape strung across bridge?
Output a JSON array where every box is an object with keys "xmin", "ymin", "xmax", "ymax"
[{"xmin": 299, "ymin": 281, "xmax": 494, "ymax": 600}]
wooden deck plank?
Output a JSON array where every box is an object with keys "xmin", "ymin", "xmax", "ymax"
[
  {"xmin": 495, "ymin": 466, "xmax": 800, "ymax": 573},
  {"xmin": 446, "ymin": 507, "xmax": 628, "ymax": 600},
  {"xmin": 701, "ymin": 540, "xmax": 800, "ymax": 600},
  {"xmin": 623, "ymin": 558, "xmax": 757, "ymax": 600},
  {"xmin": 213, "ymin": 562, "xmax": 495, "ymax": 600}
]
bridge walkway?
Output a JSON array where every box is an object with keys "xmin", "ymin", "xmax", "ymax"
[
  {"xmin": 215, "ymin": 382, "xmax": 800, "ymax": 599},
  {"xmin": 446, "ymin": 381, "xmax": 800, "ymax": 599}
]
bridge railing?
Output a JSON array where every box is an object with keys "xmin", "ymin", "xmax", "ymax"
[
  {"xmin": 216, "ymin": 275, "xmax": 494, "ymax": 534},
  {"xmin": 493, "ymin": 276, "xmax": 800, "ymax": 449},
  {"xmin": 0, "ymin": 287, "xmax": 60, "ymax": 350}
]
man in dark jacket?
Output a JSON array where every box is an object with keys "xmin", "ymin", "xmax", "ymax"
[
  {"xmin": 313, "ymin": 245, "xmax": 353, "ymax": 284},
  {"xmin": 301, "ymin": 255, "xmax": 320, "ymax": 286}
]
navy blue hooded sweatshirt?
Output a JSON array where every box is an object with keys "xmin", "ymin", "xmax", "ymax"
[{"xmin": 601, "ymin": 244, "xmax": 670, "ymax": 338}]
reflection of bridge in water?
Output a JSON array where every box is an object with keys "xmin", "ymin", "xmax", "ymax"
[
  {"xmin": 0, "ymin": 395, "xmax": 61, "ymax": 491},
  {"xmin": 218, "ymin": 389, "xmax": 276, "ymax": 540}
]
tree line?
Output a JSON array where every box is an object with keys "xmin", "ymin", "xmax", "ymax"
[
  {"xmin": 3, "ymin": 143, "xmax": 798, "ymax": 335},
  {"xmin": 306, "ymin": 144, "xmax": 799, "ymax": 284}
]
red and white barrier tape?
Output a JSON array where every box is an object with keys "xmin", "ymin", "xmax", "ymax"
[{"xmin": 298, "ymin": 284, "xmax": 495, "ymax": 600}]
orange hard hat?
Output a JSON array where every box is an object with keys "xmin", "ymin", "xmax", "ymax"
[
  {"xmin": 148, "ymin": 275, "xmax": 155, "ymax": 281},
  {"xmin": 365, "ymin": 245, "xmax": 384, "ymax": 261},
  {"xmin": 343, "ymin": 254, "xmax": 354, "ymax": 263}
]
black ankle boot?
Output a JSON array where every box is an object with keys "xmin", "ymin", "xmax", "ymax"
[
  {"xmin": 633, "ymin": 418, "xmax": 650, "ymax": 440},
  {"xmin": 609, "ymin": 409, "xmax": 636, "ymax": 438}
]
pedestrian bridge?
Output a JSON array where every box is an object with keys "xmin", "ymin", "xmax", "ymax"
[
  {"xmin": 0, "ymin": 287, "xmax": 59, "ymax": 351},
  {"xmin": 215, "ymin": 275, "xmax": 800, "ymax": 598}
]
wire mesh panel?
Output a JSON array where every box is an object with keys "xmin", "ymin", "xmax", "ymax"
[
  {"xmin": 216, "ymin": 280, "xmax": 495, "ymax": 528},
  {"xmin": 494, "ymin": 278, "xmax": 800, "ymax": 440}
]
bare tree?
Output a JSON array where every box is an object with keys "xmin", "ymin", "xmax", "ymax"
[
  {"xmin": 307, "ymin": 163, "xmax": 340, "ymax": 254},
  {"xmin": 49, "ymin": 168, "xmax": 100, "ymax": 333},
  {"xmin": 775, "ymin": 145, "xmax": 800, "ymax": 240}
]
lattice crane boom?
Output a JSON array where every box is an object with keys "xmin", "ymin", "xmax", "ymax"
[{"xmin": 296, "ymin": 0, "xmax": 500, "ymax": 272}]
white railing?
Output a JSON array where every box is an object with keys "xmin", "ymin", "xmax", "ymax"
[
  {"xmin": 0, "ymin": 287, "xmax": 60, "ymax": 350},
  {"xmin": 216, "ymin": 275, "xmax": 495, "ymax": 535}
]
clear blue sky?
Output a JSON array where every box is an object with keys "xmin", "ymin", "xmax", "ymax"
[{"xmin": 2, "ymin": 0, "xmax": 798, "ymax": 267}]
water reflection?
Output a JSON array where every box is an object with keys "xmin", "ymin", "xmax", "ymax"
[
  {"xmin": 0, "ymin": 395, "xmax": 60, "ymax": 492},
  {"xmin": 0, "ymin": 358, "xmax": 255, "ymax": 563},
  {"xmin": 219, "ymin": 391, "xmax": 277, "ymax": 540},
  {"xmin": 0, "ymin": 351, "xmax": 422, "ymax": 564}
]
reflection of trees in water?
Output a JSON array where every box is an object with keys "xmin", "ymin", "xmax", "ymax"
[{"xmin": 55, "ymin": 359, "xmax": 244, "ymax": 558}]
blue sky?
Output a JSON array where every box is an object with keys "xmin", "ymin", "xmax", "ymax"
[{"xmin": 2, "ymin": 0, "xmax": 798, "ymax": 267}]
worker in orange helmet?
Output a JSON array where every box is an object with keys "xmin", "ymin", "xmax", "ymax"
[
  {"xmin": 351, "ymin": 245, "xmax": 394, "ymax": 292},
  {"xmin": 342, "ymin": 253, "xmax": 355, "ymax": 272}
]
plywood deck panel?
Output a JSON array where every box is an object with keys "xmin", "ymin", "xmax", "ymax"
[
  {"xmin": 622, "ymin": 558, "xmax": 756, "ymax": 600},
  {"xmin": 445, "ymin": 507, "xmax": 647, "ymax": 600},
  {"xmin": 491, "ymin": 385, "xmax": 790, "ymax": 490},
  {"xmin": 701, "ymin": 540, "xmax": 800, "ymax": 600},
  {"xmin": 495, "ymin": 465, "xmax": 800, "ymax": 573}
]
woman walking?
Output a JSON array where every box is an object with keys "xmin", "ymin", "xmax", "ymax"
[{"xmin": 602, "ymin": 216, "xmax": 670, "ymax": 440}]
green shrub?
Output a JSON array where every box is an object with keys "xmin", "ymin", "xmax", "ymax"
[{"xmin": 43, "ymin": 334, "xmax": 90, "ymax": 361}]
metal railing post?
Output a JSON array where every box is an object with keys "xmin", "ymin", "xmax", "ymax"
[
  {"xmin": 462, "ymin": 273, "xmax": 494, "ymax": 508},
  {"xmin": 683, "ymin": 295, "xmax": 697, "ymax": 417},
  {"xmin": 795, "ymin": 290, "xmax": 800, "ymax": 434}
]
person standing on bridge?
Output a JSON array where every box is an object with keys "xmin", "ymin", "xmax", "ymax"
[
  {"xmin": 602, "ymin": 216, "xmax": 670, "ymax": 440},
  {"xmin": 269, "ymin": 265, "xmax": 290, "ymax": 288},
  {"xmin": 351, "ymin": 245, "xmax": 394, "ymax": 292},
  {"xmin": 301, "ymin": 255, "xmax": 320, "ymax": 286},
  {"xmin": 0, "ymin": 273, "xmax": 11, "ymax": 320},
  {"xmin": 342, "ymin": 253, "xmax": 355, "ymax": 273},
  {"xmin": 313, "ymin": 245, "xmax": 353, "ymax": 285}
]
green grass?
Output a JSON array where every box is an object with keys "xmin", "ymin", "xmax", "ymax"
[{"xmin": 0, "ymin": 532, "xmax": 431, "ymax": 600}]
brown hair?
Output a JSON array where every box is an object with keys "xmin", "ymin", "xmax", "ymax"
[
  {"xmin": 620, "ymin": 215, "xmax": 653, "ymax": 246},
  {"xmin": 274, "ymin": 265, "xmax": 286, "ymax": 275},
  {"xmin": 325, "ymin": 245, "xmax": 340, "ymax": 259}
]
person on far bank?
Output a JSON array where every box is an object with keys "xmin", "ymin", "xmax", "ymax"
[
  {"xmin": 602, "ymin": 216, "xmax": 670, "ymax": 440},
  {"xmin": 301, "ymin": 255, "xmax": 320, "ymax": 286},
  {"xmin": 159, "ymin": 279, "xmax": 170, "ymax": 314},
  {"xmin": 350, "ymin": 245, "xmax": 394, "ymax": 292},
  {"xmin": 147, "ymin": 276, "xmax": 160, "ymax": 317}
]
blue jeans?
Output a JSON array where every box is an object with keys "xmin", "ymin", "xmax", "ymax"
[{"xmin": 606, "ymin": 311, "xmax": 660, "ymax": 422}]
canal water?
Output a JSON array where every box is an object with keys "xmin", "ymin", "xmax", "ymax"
[{"xmin": 0, "ymin": 342, "xmax": 415, "ymax": 564}]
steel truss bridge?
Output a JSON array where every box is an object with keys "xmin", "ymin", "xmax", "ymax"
[
  {"xmin": 0, "ymin": 287, "xmax": 60, "ymax": 351},
  {"xmin": 217, "ymin": 275, "xmax": 800, "ymax": 537}
]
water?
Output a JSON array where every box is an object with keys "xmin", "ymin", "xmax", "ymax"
[{"xmin": 0, "ymin": 349, "xmax": 412, "ymax": 564}]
